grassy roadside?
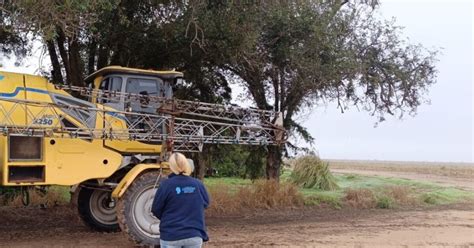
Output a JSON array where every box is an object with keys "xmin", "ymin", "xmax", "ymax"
[
  {"xmin": 299, "ymin": 173, "xmax": 474, "ymax": 209},
  {"xmin": 1, "ymin": 172, "xmax": 472, "ymax": 212},
  {"xmin": 204, "ymin": 172, "xmax": 474, "ymax": 212}
]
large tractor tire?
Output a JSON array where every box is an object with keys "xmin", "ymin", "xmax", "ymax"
[
  {"xmin": 117, "ymin": 171, "xmax": 164, "ymax": 246},
  {"xmin": 76, "ymin": 187, "xmax": 120, "ymax": 232}
]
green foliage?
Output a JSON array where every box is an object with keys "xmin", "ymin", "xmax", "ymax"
[
  {"xmin": 421, "ymin": 188, "xmax": 474, "ymax": 205},
  {"xmin": 243, "ymin": 147, "xmax": 266, "ymax": 180},
  {"xmin": 345, "ymin": 174, "xmax": 356, "ymax": 180},
  {"xmin": 210, "ymin": 146, "xmax": 249, "ymax": 177},
  {"xmin": 1, "ymin": 0, "xmax": 118, "ymax": 39},
  {"xmin": 303, "ymin": 191, "xmax": 343, "ymax": 209},
  {"xmin": 376, "ymin": 195, "xmax": 394, "ymax": 209},
  {"xmin": 204, "ymin": 177, "xmax": 252, "ymax": 189},
  {"xmin": 0, "ymin": 0, "xmax": 439, "ymax": 116},
  {"xmin": 422, "ymin": 194, "xmax": 439, "ymax": 205},
  {"xmin": 210, "ymin": 146, "xmax": 266, "ymax": 179},
  {"xmin": 297, "ymin": 173, "xmax": 474, "ymax": 209},
  {"xmin": 0, "ymin": 27, "xmax": 28, "ymax": 59},
  {"xmin": 290, "ymin": 155, "xmax": 339, "ymax": 190}
]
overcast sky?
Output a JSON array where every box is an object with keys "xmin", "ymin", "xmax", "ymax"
[
  {"xmin": 304, "ymin": 0, "xmax": 473, "ymax": 163},
  {"xmin": 1, "ymin": 0, "xmax": 472, "ymax": 163}
]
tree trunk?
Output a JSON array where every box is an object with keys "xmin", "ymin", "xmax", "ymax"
[
  {"xmin": 68, "ymin": 38, "xmax": 84, "ymax": 86},
  {"xmin": 46, "ymin": 40, "xmax": 63, "ymax": 84},
  {"xmin": 196, "ymin": 154, "xmax": 206, "ymax": 180},
  {"xmin": 110, "ymin": 43, "xmax": 125, "ymax": 66},
  {"xmin": 266, "ymin": 146, "xmax": 282, "ymax": 180},
  {"xmin": 56, "ymin": 28, "xmax": 71, "ymax": 84},
  {"xmin": 97, "ymin": 44, "xmax": 109, "ymax": 69},
  {"xmin": 87, "ymin": 40, "xmax": 97, "ymax": 75},
  {"xmin": 196, "ymin": 146, "xmax": 211, "ymax": 180}
]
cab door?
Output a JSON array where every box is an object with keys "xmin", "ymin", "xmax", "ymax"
[{"xmin": 99, "ymin": 76, "xmax": 124, "ymax": 111}]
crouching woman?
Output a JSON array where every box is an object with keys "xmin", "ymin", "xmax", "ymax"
[{"xmin": 151, "ymin": 152, "xmax": 210, "ymax": 248}]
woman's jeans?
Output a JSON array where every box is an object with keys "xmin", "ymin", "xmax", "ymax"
[{"xmin": 160, "ymin": 237, "xmax": 203, "ymax": 248}]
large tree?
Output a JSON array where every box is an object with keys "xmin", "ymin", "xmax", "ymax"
[
  {"xmin": 0, "ymin": 4, "xmax": 28, "ymax": 66},
  {"xmin": 0, "ymin": 0, "xmax": 438, "ymax": 179},
  {"xmin": 179, "ymin": 1, "xmax": 437, "ymax": 179}
]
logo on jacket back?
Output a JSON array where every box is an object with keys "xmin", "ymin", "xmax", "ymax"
[{"xmin": 175, "ymin": 186, "xmax": 196, "ymax": 195}]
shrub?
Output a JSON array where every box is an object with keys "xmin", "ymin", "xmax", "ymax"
[
  {"xmin": 206, "ymin": 184, "xmax": 240, "ymax": 214},
  {"xmin": 304, "ymin": 192, "xmax": 342, "ymax": 209},
  {"xmin": 206, "ymin": 180, "xmax": 304, "ymax": 215},
  {"xmin": 209, "ymin": 145, "xmax": 266, "ymax": 179},
  {"xmin": 383, "ymin": 185, "xmax": 414, "ymax": 206},
  {"xmin": 238, "ymin": 180, "xmax": 304, "ymax": 209},
  {"xmin": 376, "ymin": 195, "xmax": 394, "ymax": 209},
  {"xmin": 291, "ymin": 155, "xmax": 339, "ymax": 190},
  {"xmin": 344, "ymin": 188, "xmax": 376, "ymax": 208},
  {"xmin": 421, "ymin": 191, "xmax": 450, "ymax": 205},
  {"xmin": 345, "ymin": 174, "xmax": 357, "ymax": 180},
  {"xmin": 422, "ymin": 194, "xmax": 439, "ymax": 204}
]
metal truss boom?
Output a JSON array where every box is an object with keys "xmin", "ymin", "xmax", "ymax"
[
  {"xmin": 0, "ymin": 95, "xmax": 285, "ymax": 152},
  {"xmin": 57, "ymin": 85, "xmax": 279, "ymax": 127}
]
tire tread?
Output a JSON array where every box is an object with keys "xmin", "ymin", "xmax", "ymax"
[
  {"xmin": 117, "ymin": 171, "xmax": 163, "ymax": 246},
  {"xmin": 77, "ymin": 187, "xmax": 120, "ymax": 232}
]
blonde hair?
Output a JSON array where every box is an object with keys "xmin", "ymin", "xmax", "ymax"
[{"xmin": 168, "ymin": 152, "xmax": 192, "ymax": 176}]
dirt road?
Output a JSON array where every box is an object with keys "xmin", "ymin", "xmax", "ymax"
[
  {"xmin": 0, "ymin": 204, "xmax": 473, "ymax": 247},
  {"xmin": 207, "ymin": 205, "xmax": 474, "ymax": 247}
]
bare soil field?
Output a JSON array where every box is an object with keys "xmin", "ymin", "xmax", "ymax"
[
  {"xmin": 0, "ymin": 161, "xmax": 473, "ymax": 247},
  {"xmin": 329, "ymin": 159, "xmax": 474, "ymax": 191},
  {"xmin": 328, "ymin": 159, "xmax": 474, "ymax": 179}
]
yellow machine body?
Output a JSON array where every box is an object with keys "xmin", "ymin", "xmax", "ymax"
[
  {"xmin": 0, "ymin": 68, "xmax": 177, "ymax": 188},
  {"xmin": 111, "ymin": 162, "xmax": 169, "ymax": 198}
]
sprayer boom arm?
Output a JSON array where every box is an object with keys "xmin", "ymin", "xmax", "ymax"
[{"xmin": 0, "ymin": 87, "xmax": 285, "ymax": 152}]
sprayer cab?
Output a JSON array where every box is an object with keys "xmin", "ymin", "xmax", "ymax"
[{"xmin": 85, "ymin": 66, "xmax": 183, "ymax": 113}]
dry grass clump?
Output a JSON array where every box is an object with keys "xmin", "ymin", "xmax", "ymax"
[
  {"xmin": 383, "ymin": 185, "xmax": 415, "ymax": 206},
  {"xmin": 344, "ymin": 188, "xmax": 376, "ymax": 208},
  {"xmin": 343, "ymin": 186, "xmax": 415, "ymax": 209},
  {"xmin": 291, "ymin": 155, "xmax": 339, "ymax": 190},
  {"xmin": 237, "ymin": 180, "xmax": 304, "ymax": 209},
  {"xmin": 1, "ymin": 187, "xmax": 68, "ymax": 207},
  {"xmin": 207, "ymin": 180, "xmax": 304, "ymax": 215},
  {"xmin": 206, "ymin": 184, "xmax": 240, "ymax": 214}
]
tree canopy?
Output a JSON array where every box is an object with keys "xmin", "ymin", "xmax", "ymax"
[{"xmin": 0, "ymin": 0, "xmax": 438, "ymax": 179}]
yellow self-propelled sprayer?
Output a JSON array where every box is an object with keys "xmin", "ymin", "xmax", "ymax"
[{"xmin": 0, "ymin": 66, "xmax": 285, "ymax": 246}]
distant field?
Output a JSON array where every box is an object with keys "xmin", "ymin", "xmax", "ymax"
[{"xmin": 326, "ymin": 159, "xmax": 474, "ymax": 178}]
